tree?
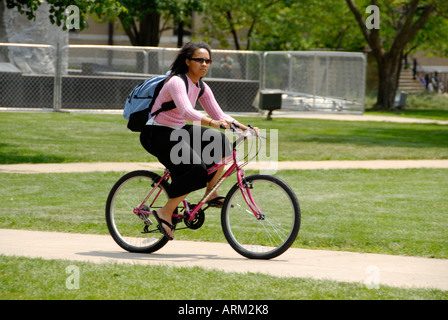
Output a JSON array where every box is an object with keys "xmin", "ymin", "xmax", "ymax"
[
  {"xmin": 159, "ymin": 0, "xmax": 203, "ymax": 48},
  {"xmin": 1, "ymin": 0, "xmax": 203, "ymax": 47},
  {"xmin": 201, "ymin": 0, "xmax": 286, "ymax": 50},
  {"xmin": 115, "ymin": 0, "xmax": 160, "ymax": 46},
  {"xmin": 249, "ymin": 0, "xmax": 366, "ymax": 51},
  {"xmin": 200, "ymin": 0, "xmax": 369, "ymax": 52},
  {"xmin": 345, "ymin": 0, "xmax": 442, "ymax": 110},
  {"xmin": 2, "ymin": 0, "xmax": 123, "ymax": 31}
]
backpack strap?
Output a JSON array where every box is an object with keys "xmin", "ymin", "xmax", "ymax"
[
  {"xmin": 180, "ymin": 73, "xmax": 205, "ymax": 99},
  {"xmin": 198, "ymin": 79, "xmax": 205, "ymax": 99},
  {"xmin": 148, "ymin": 80, "xmax": 168, "ymax": 118},
  {"xmin": 178, "ymin": 73, "xmax": 189, "ymax": 90},
  {"xmin": 151, "ymin": 74, "xmax": 204, "ymax": 118}
]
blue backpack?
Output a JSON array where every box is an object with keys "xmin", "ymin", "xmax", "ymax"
[{"xmin": 123, "ymin": 73, "xmax": 204, "ymax": 132}]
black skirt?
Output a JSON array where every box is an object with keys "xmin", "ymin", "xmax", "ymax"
[{"xmin": 140, "ymin": 124, "xmax": 231, "ymax": 198}]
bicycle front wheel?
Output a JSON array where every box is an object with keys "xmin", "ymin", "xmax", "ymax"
[
  {"xmin": 221, "ymin": 174, "xmax": 300, "ymax": 259},
  {"xmin": 105, "ymin": 170, "xmax": 171, "ymax": 253}
]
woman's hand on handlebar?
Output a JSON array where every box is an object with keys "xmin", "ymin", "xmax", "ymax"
[
  {"xmin": 209, "ymin": 119, "xmax": 259, "ymax": 135},
  {"xmin": 209, "ymin": 119, "xmax": 231, "ymax": 130},
  {"xmin": 231, "ymin": 121, "xmax": 259, "ymax": 135}
]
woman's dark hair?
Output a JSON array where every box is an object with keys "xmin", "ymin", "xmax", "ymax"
[{"xmin": 168, "ymin": 42, "xmax": 212, "ymax": 79}]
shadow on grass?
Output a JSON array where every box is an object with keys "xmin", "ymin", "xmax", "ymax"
[{"xmin": 0, "ymin": 143, "xmax": 67, "ymax": 164}]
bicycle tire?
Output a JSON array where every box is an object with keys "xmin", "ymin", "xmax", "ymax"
[
  {"xmin": 105, "ymin": 170, "xmax": 171, "ymax": 253},
  {"xmin": 221, "ymin": 174, "xmax": 300, "ymax": 259}
]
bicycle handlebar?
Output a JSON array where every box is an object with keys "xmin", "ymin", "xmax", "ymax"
[{"xmin": 229, "ymin": 123, "xmax": 264, "ymax": 150}]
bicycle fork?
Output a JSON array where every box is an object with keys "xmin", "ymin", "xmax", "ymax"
[{"xmin": 236, "ymin": 169, "xmax": 265, "ymax": 220}]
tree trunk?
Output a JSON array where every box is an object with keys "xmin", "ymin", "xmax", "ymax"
[
  {"xmin": 177, "ymin": 21, "xmax": 184, "ymax": 48},
  {"xmin": 225, "ymin": 11, "xmax": 241, "ymax": 50},
  {"xmin": 139, "ymin": 11, "xmax": 160, "ymax": 46},
  {"xmin": 373, "ymin": 50, "xmax": 402, "ymax": 110},
  {"xmin": 120, "ymin": 11, "xmax": 160, "ymax": 47}
]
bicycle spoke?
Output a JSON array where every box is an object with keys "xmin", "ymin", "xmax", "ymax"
[
  {"xmin": 221, "ymin": 174, "xmax": 300, "ymax": 259},
  {"xmin": 264, "ymin": 217, "xmax": 290, "ymax": 239},
  {"xmin": 261, "ymin": 224, "xmax": 280, "ymax": 248},
  {"xmin": 106, "ymin": 171, "xmax": 171, "ymax": 253}
]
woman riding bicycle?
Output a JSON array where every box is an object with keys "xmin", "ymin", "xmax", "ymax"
[{"xmin": 139, "ymin": 42, "xmax": 255, "ymax": 240}]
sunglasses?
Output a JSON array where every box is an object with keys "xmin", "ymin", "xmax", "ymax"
[{"xmin": 188, "ymin": 57, "xmax": 213, "ymax": 65}]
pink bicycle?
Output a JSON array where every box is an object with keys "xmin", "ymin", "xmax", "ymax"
[{"xmin": 105, "ymin": 125, "xmax": 300, "ymax": 259}]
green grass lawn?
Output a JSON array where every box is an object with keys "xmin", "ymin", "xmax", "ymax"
[
  {"xmin": 366, "ymin": 108, "xmax": 448, "ymax": 121},
  {"xmin": 1, "ymin": 112, "xmax": 447, "ymax": 163},
  {"xmin": 1, "ymin": 169, "xmax": 446, "ymax": 259},
  {"xmin": 1, "ymin": 255, "xmax": 446, "ymax": 300},
  {"xmin": 365, "ymin": 91, "xmax": 448, "ymax": 121}
]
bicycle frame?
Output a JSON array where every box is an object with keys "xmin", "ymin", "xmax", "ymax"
[{"xmin": 133, "ymin": 128, "xmax": 264, "ymax": 223}]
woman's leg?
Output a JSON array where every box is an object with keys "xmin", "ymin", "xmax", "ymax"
[
  {"xmin": 190, "ymin": 126, "xmax": 230, "ymax": 203},
  {"xmin": 156, "ymin": 194, "xmax": 186, "ymax": 239},
  {"xmin": 140, "ymin": 125, "xmax": 209, "ymax": 239},
  {"xmin": 204, "ymin": 160, "xmax": 225, "ymax": 201}
]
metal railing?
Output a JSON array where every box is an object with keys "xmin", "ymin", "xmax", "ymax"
[{"xmin": 0, "ymin": 43, "xmax": 366, "ymax": 114}]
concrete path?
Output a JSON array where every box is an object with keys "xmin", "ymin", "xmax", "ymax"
[
  {"xmin": 1, "ymin": 159, "xmax": 448, "ymax": 173},
  {"xmin": 270, "ymin": 112, "xmax": 448, "ymax": 125},
  {"xmin": 1, "ymin": 229, "xmax": 447, "ymax": 291}
]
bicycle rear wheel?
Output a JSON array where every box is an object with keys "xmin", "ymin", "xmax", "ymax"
[
  {"xmin": 105, "ymin": 170, "xmax": 171, "ymax": 253},
  {"xmin": 221, "ymin": 174, "xmax": 300, "ymax": 259}
]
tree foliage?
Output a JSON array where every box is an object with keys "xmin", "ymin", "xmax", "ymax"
[
  {"xmin": 200, "ymin": 0, "xmax": 283, "ymax": 50},
  {"xmin": 116, "ymin": 0, "xmax": 203, "ymax": 46},
  {"xmin": 2, "ymin": 0, "xmax": 202, "ymax": 46},
  {"xmin": 3, "ymin": 0, "xmax": 122, "ymax": 31}
]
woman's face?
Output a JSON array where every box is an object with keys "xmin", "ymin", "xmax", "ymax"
[{"xmin": 186, "ymin": 48, "xmax": 211, "ymax": 79}]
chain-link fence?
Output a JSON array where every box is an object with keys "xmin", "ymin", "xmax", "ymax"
[
  {"xmin": 1, "ymin": 43, "xmax": 365, "ymax": 114},
  {"xmin": 0, "ymin": 43, "xmax": 57, "ymax": 109},
  {"xmin": 263, "ymin": 51, "xmax": 366, "ymax": 113}
]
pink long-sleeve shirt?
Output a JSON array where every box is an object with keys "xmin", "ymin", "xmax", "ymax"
[{"xmin": 148, "ymin": 74, "xmax": 234, "ymax": 128}]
